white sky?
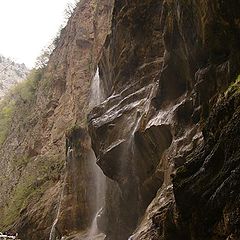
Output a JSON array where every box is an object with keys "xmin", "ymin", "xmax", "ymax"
[{"xmin": 0, "ymin": 0, "xmax": 75, "ymax": 68}]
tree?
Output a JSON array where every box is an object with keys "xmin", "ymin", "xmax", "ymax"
[
  {"xmin": 64, "ymin": 0, "xmax": 79, "ymax": 20},
  {"xmin": 35, "ymin": 43, "xmax": 55, "ymax": 69}
]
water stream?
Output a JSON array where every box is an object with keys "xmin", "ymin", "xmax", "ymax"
[
  {"xmin": 89, "ymin": 67, "xmax": 102, "ymax": 108},
  {"xmin": 87, "ymin": 67, "xmax": 106, "ymax": 240},
  {"xmin": 48, "ymin": 66, "xmax": 111, "ymax": 240},
  {"xmin": 124, "ymin": 85, "xmax": 156, "ymax": 240}
]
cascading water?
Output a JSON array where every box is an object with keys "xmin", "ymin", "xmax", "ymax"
[
  {"xmin": 87, "ymin": 67, "xmax": 106, "ymax": 240},
  {"xmin": 126, "ymin": 85, "xmax": 176, "ymax": 240},
  {"xmin": 89, "ymin": 67, "xmax": 102, "ymax": 108},
  {"xmin": 49, "ymin": 162, "xmax": 68, "ymax": 240},
  {"xmin": 124, "ymin": 87, "xmax": 156, "ymax": 240},
  {"xmin": 86, "ymin": 148, "xmax": 106, "ymax": 240},
  {"xmin": 49, "ymin": 66, "xmax": 106, "ymax": 240}
]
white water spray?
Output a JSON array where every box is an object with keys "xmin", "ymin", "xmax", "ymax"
[
  {"xmin": 88, "ymin": 67, "xmax": 106, "ymax": 240},
  {"xmin": 49, "ymin": 67, "xmax": 105, "ymax": 240},
  {"xmin": 89, "ymin": 67, "xmax": 102, "ymax": 108}
]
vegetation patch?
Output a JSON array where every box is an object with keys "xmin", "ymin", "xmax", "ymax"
[
  {"xmin": 0, "ymin": 68, "xmax": 43, "ymax": 144},
  {"xmin": 14, "ymin": 155, "xmax": 31, "ymax": 170},
  {"xmin": 225, "ymin": 75, "xmax": 240, "ymax": 98},
  {"xmin": 0, "ymin": 100, "xmax": 15, "ymax": 144},
  {"xmin": 2, "ymin": 174, "xmax": 35, "ymax": 228},
  {"xmin": 1, "ymin": 154, "xmax": 64, "ymax": 230}
]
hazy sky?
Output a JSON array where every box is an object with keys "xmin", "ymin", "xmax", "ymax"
[{"xmin": 0, "ymin": 0, "xmax": 75, "ymax": 68}]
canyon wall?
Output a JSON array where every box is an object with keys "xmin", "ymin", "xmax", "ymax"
[
  {"xmin": 0, "ymin": 0, "xmax": 240, "ymax": 240},
  {"xmin": 0, "ymin": 0, "xmax": 114, "ymax": 239},
  {"xmin": 89, "ymin": 1, "xmax": 240, "ymax": 239}
]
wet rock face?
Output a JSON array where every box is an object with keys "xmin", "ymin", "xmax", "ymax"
[
  {"xmin": 1, "ymin": 0, "xmax": 240, "ymax": 239},
  {"xmin": 132, "ymin": 1, "xmax": 240, "ymax": 240},
  {"xmin": 99, "ymin": 0, "xmax": 165, "ymax": 97},
  {"xmin": 89, "ymin": 1, "xmax": 166, "ymax": 238},
  {"xmin": 56, "ymin": 127, "xmax": 97, "ymax": 236},
  {"xmin": 174, "ymin": 93, "xmax": 240, "ymax": 240},
  {"xmin": 89, "ymin": 0, "xmax": 240, "ymax": 240},
  {"xmin": 154, "ymin": 0, "xmax": 240, "ymax": 109},
  {"xmin": 0, "ymin": 0, "xmax": 114, "ymax": 239}
]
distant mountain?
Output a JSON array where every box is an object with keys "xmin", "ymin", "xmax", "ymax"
[{"xmin": 0, "ymin": 54, "xmax": 29, "ymax": 98}]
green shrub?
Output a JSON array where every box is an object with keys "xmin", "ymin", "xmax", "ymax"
[
  {"xmin": 10, "ymin": 68, "xmax": 42, "ymax": 103},
  {"xmin": 0, "ymin": 100, "xmax": 14, "ymax": 144},
  {"xmin": 0, "ymin": 68, "xmax": 43, "ymax": 144},
  {"xmin": 225, "ymin": 75, "xmax": 240, "ymax": 97}
]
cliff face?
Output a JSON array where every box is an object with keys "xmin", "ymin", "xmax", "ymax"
[
  {"xmin": 1, "ymin": 0, "xmax": 240, "ymax": 240},
  {"xmin": 0, "ymin": 0, "xmax": 114, "ymax": 239},
  {"xmin": 89, "ymin": 0, "xmax": 240, "ymax": 239}
]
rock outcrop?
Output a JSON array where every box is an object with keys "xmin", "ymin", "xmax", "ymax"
[
  {"xmin": 89, "ymin": 0, "xmax": 240, "ymax": 239},
  {"xmin": 1, "ymin": 0, "xmax": 240, "ymax": 240},
  {"xmin": 0, "ymin": 55, "xmax": 29, "ymax": 98},
  {"xmin": 0, "ymin": 1, "xmax": 114, "ymax": 239}
]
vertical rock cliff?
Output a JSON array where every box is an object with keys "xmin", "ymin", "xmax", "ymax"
[
  {"xmin": 0, "ymin": 1, "xmax": 114, "ymax": 239},
  {"xmin": 89, "ymin": 0, "xmax": 240, "ymax": 239},
  {"xmin": 0, "ymin": 0, "xmax": 240, "ymax": 240}
]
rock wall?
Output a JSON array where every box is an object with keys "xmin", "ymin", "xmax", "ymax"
[
  {"xmin": 0, "ymin": 0, "xmax": 114, "ymax": 239},
  {"xmin": 89, "ymin": 0, "xmax": 240, "ymax": 239},
  {"xmin": 1, "ymin": 0, "xmax": 240, "ymax": 240}
]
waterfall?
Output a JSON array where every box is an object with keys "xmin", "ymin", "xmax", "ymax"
[
  {"xmin": 88, "ymin": 155, "xmax": 106, "ymax": 238},
  {"xmin": 89, "ymin": 67, "xmax": 102, "ymax": 108},
  {"xmin": 49, "ymin": 147, "xmax": 73, "ymax": 240},
  {"xmin": 48, "ymin": 66, "xmax": 105, "ymax": 240},
  {"xmin": 87, "ymin": 67, "xmax": 106, "ymax": 239}
]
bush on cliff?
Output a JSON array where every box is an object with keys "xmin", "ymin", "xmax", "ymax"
[
  {"xmin": 0, "ymin": 68, "xmax": 42, "ymax": 144},
  {"xmin": 225, "ymin": 74, "xmax": 240, "ymax": 97}
]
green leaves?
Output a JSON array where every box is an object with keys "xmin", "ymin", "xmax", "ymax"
[{"xmin": 225, "ymin": 75, "xmax": 240, "ymax": 98}]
